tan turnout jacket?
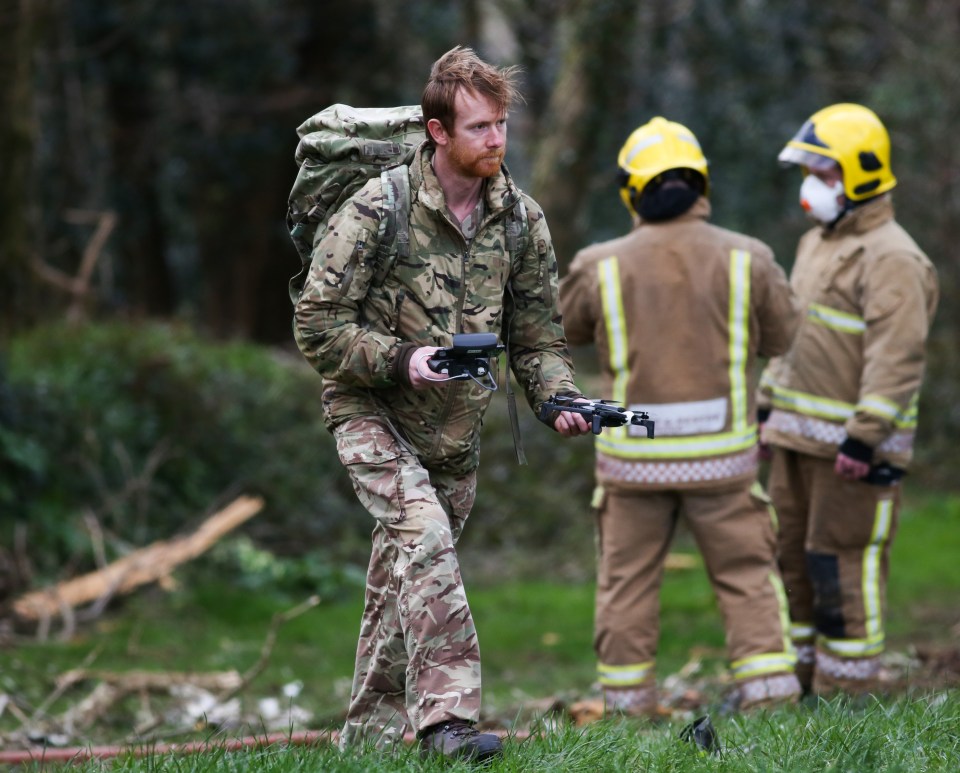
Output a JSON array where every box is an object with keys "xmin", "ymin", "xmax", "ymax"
[
  {"xmin": 560, "ymin": 198, "xmax": 799, "ymax": 491},
  {"xmin": 759, "ymin": 195, "xmax": 939, "ymax": 469}
]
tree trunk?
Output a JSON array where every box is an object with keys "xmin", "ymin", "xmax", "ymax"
[
  {"xmin": 528, "ymin": 1, "xmax": 638, "ymax": 270},
  {"xmin": 0, "ymin": 0, "xmax": 40, "ymax": 333}
]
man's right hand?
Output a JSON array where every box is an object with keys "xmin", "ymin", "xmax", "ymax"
[
  {"xmin": 408, "ymin": 346, "xmax": 443, "ymax": 390},
  {"xmin": 553, "ymin": 401, "xmax": 591, "ymax": 437},
  {"xmin": 835, "ymin": 452, "xmax": 871, "ymax": 481}
]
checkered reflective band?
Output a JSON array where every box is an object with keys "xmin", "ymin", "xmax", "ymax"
[
  {"xmin": 766, "ymin": 411, "xmax": 914, "ymax": 454},
  {"xmin": 816, "ymin": 650, "xmax": 881, "ymax": 681},
  {"xmin": 597, "ymin": 447, "xmax": 757, "ymax": 484}
]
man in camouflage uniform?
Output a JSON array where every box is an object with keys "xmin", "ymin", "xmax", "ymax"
[{"xmin": 293, "ymin": 46, "xmax": 588, "ymax": 761}]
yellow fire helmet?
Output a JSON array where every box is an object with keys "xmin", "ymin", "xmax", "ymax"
[
  {"xmin": 778, "ymin": 103, "xmax": 896, "ymax": 201},
  {"xmin": 617, "ymin": 116, "xmax": 709, "ymax": 216}
]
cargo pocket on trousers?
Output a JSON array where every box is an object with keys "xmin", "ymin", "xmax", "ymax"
[{"xmin": 335, "ymin": 432, "xmax": 406, "ymax": 524}]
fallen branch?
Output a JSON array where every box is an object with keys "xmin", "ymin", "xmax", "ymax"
[
  {"xmin": 12, "ymin": 495, "xmax": 264, "ymax": 623},
  {"xmin": 46, "ymin": 670, "xmax": 245, "ymax": 737},
  {"xmin": 56, "ymin": 670, "xmax": 243, "ymax": 694},
  {"xmin": 228, "ymin": 595, "xmax": 321, "ymax": 699},
  {"xmin": 29, "ymin": 647, "xmax": 103, "ymax": 726},
  {"xmin": 57, "ymin": 683, "xmax": 122, "ymax": 733},
  {"xmin": 0, "ymin": 730, "xmax": 335, "ymax": 765},
  {"xmin": 0, "ymin": 725, "xmax": 528, "ymax": 765},
  {"xmin": 30, "ymin": 209, "xmax": 118, "ymax": 324},
  {"xmin": 128, "ymin": 595, "xmax": 321, "ymax": 742}
]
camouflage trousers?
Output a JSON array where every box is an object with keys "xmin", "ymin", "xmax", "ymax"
[{"xmin": 333, "ymin": 416, "xmax": 481, "ymax": 750}]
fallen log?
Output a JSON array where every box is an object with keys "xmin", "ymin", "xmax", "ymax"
[
  {"xmin": 12, "ymin": 495, "xmax": 264, "ymax": 622},
  {"xmin": 56, "ymin": 669, "xmax": 244, "ymax": 693},
  {"xmin": 0, "ymin": 730, "xmax": 331, "ymax": 765},
  {"xmin": 0, "ymin": 728, "xmax": 528, "ymax": 764}
]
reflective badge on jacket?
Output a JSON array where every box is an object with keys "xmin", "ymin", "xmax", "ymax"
[{"xmin": 630, "ymin": 397, "xmax": 727, "ymax": 437}]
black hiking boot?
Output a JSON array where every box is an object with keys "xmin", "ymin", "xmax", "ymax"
[{"xmin": 419, "ymin": 719, "xmax": 503, "ymax": 762}]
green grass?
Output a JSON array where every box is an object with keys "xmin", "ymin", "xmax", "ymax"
[
  {"xmin": 9, "ymin": 695, "xmax": 960, "ymax": 771},
  {"xmin": 886, "ymin": 491, "xmax": 960, "ymax": 642},
  {"xmin": 2, "ymin": 489, "xmax": 959, "ymax": 769}
]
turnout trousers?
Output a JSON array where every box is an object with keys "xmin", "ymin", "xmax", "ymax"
[
  {"xmin": 768, "ymin": 447, "xmax": 900, "ymax": 694},
  {"xmin": 334, "ymin": 416, "xmax": 481, "ymax": 749},
  {"xmin": 594, "ymin": 479, "xmax": 798, "ymax": 713}
]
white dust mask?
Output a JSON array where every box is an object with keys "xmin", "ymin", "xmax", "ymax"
[{"xmin": 799, "ymin": 174, "xmax": 845, "ymax": 224}]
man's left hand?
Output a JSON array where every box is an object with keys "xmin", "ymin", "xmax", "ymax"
[{"xmin": 834, "ymin": 452, "xmax": 870, "ymax": 481}]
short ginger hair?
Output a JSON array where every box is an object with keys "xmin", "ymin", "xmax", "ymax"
[{"xmin": 421, "ymin": 46, "xmax": 522, "ymax": 135}]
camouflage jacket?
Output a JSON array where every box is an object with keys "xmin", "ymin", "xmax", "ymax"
[{"xmin": 294, "ymin": 143, "xmax": 579, "ymax": 474}]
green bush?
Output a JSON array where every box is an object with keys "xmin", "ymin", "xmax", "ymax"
[
  {"xmin": 465, "ymin": 391, "xmax": 598, "ymax": 581},
  {"xmin": 0, "ymin": 322, "xmax": 363, "ymax": 581},
  {"xmin": 0, "ymin": 321, "xmax": 602, "ymax": 589}
]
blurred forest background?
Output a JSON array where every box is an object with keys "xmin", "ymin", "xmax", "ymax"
[{"xmin": 1, "ymin": 0, "xmax": 959, "ymax": 600}]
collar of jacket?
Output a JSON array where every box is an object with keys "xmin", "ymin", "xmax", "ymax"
[
  {"xmin": 410, "ymin": 141, "xmax": 522, "ymax": 218},
  {"xmin": 823, "ymin": 194, "xmax": 894, "ymax": 239},
  {"xmin": 632, "ymin": 195, "xmax": 712, "ymax": 230}
]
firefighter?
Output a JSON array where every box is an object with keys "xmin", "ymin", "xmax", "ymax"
[
  {"xmin": 759, "ymin": 104, "xmax": 939, "ymax": 696},
  {"xmin": 560, "ymin": 117, "xmax": 803, "ymax": 715}
]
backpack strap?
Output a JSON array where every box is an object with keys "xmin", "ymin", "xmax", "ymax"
[
  {"xmin": 372, "ymin": 164, "xmax": 411, "ymax": 286},
  {"xmin": 503, "ymin": 196, "xmax": 531, "ymax": 465},
  {"xmin": 505, "ymin": 198, "xmax": 528, "ymax": 271}
]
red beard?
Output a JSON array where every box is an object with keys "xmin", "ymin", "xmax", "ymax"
[{"xmin": 449, "ymin": 137, "xmax": 505, "ymax": 178}]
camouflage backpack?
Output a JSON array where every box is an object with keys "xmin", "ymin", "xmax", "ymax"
[
  {"xmin": 286, "ymin": 103, "xmax": 530, "ymax": 306},
  {"xmin": 286, "ymin": 104, "xmax": 425, "ymax": 305}
]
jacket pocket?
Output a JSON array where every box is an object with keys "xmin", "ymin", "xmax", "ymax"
[
  {"xmin": 527, "ymin": 357, "xmax": 548, "ymax": 394},
  {"xmin": 336, "ymin": 228, "xmax": 374, "ymax": 299},
  {"xmin": 817, "ymin": 246, "xmax": 864, "ymax": 306},
  {"xmin": 537, "ymin": 238, "xmax": 553, "ymax": 306}
]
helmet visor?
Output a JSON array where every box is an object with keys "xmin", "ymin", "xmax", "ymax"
[{"xmin": 778, "ymin": 145, "xmax": 839, "ymax": 172}]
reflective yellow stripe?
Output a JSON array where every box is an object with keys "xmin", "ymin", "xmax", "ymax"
[
  {"xmin": 790, "ymin": 623, "xmax": 816, "ymax": 642},
  {"xmin": 807, "ymin": 302, "xmax": 866, "ymax": 334},
  {"xmin": 858, "ymin": 392, "xmax": 918, "ymax": 427},
  {"xmin": 751, "ymin": 481, "xmax": 778, "ymax": 531},
  {"xmin": 821, "ymin": 635, "xmax": 885, "ymax": 657},
  {"xmin": 596, "ymin": 425, "xmax": 757, "ymax": 458},
  {"xmin": 590, "ymin": 485, "xmax": 605, "ymax": 509},
  {"xmin": 730, "ymin": 651, "xmax": 797, "ymax": 680},
  {"xmin": 863, "ymin": 498, "xmax": 893, "ymax": 644},
  {"xmin": 597, "ymin": 661, "xmax": 654, "ymax": 687},
  {"xmin": 598, "ymin": 257, "xmax": 628, "ymax": 408},
  {"xmin": 769, "ymin": 572, "xmax": 794, "ymax": 656},
  {"xmin": 772, "ymin": 387, "xmax": 918, "ymax": 428},
  {"xmin": 728, "ymin": 249, "xmax": 751, "ymax": 431},
  {"xmin": 900, "ymin": 393, "xmax": 919, "ymax": 424},
  {"xmin": 760, "ymin": 368, "xmax": 776, "ymax": 392},
  {"xmin": 770, "ymin": 385, "xmax": 854, "ymax": 421}
]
